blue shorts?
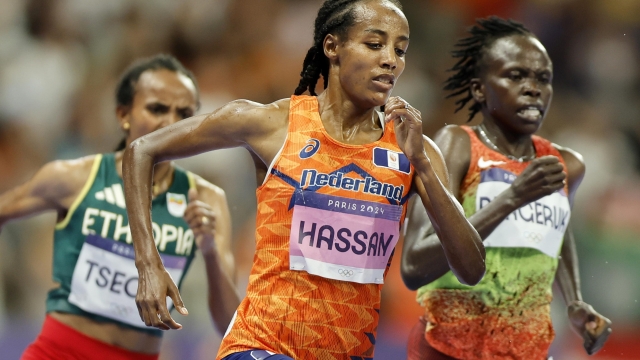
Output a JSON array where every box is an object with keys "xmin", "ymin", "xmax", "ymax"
[{"xmin": 222, "ymin": 350, "xmax": 293, "ymax": 360}]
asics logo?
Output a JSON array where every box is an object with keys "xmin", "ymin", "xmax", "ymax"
[
  {"xmin": 299, "ymin": 138, "xmax": 321, "ymax": 159},
  {"xmin": 478, "ymin": 157, "xmax": 506, "ymax": 169},
  {"xmin": 338, "ymin": 269, "xmax": 354, "ymax": 277}
]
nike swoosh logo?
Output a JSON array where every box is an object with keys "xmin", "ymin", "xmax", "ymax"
[{"xmin": 478, "ymin": 156, "xmax": 506, "ymax": 169}]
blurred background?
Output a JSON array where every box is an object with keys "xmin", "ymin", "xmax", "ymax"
[{"xmin": 0, "ymin": 0, "xmax": 638, "ymax": 359}]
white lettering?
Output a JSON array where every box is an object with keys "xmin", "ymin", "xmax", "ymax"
[
  {"xmin": 100, "ymin": 210, "xmax": 117, "ymax": 238},
  {"xmin": 159, "ymin": 224, "xmax": 178, "ymax": 251},
  {"xmin": 82, "ymin": 208, "xmax": 100, "ymax": 235}
]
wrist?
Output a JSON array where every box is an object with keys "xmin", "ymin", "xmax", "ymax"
[{"xmin": 411, "ymin": 153, "xmax": 432, "ymax": 174}]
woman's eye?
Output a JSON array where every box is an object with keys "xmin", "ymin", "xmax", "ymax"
[
  {"xmin": 179, "ymin": 110, "xmax": 194, "ymax": 120},
  {"xmin": 395, "ymin": 48, "xmax": 406, "ymax": 57},
  {"xmin": 509, "ymin": 73, "xmax": 522, "ymax": 81},
  {"xmin": 367, "ymin": 43, "xmax": 382, "ymax": 49},
  {"xmin": 148, "ymin": 104, "xmax": 168, "ymax": 114}
]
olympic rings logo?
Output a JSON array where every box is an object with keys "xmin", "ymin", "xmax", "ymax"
[
  {"xmin": 338, "ymin": 269, "xmax": 354, "ymax": 277},
  {"xmin": 522, "ymin": 231, "xmax": 543, "ymax": 244}
]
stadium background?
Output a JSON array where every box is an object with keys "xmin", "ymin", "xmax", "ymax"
[{"xmin": 0, "ymin": 0, "xmax": 639, "ymax": 358}]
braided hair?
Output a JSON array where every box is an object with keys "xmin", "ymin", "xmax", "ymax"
[
  {"xmin": 444, "ymin": 17, "xmax": 532, "ymax": 121},
  {"xmin": 294, "ymin": 0, "xmax": 403, "ymax": 96}
]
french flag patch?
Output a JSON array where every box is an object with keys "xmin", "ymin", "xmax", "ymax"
[{"xmin": 373, "ymin": 147, "xmax": 411, "ymax": 174}]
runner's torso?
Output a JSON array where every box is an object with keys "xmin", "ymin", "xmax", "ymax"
[
  {"xmin": 416, "ymin": 126, "xmax": 571, "ymax": 360},
  {"xmin": 47, "ymin": 153, "xmax": 197, "ymax": 336},
  {"xmin": 218, "ymin": 96, "xmax": 414, "ymax": 360}
]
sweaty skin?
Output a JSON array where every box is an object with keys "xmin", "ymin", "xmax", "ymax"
[
  {"xmin": 402, "ymin": 34, "xmax": 611, "ymax": 356},
  {"xmin": 0, "ymin": 68, "xmax": 238, "ymax": 354},
  {"xmin": 123, "ymin": 0, "xmax": 485, "ymax": 332}
]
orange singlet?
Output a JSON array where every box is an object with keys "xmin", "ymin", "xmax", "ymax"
[{"xmin": 218, "ymin": 96, "xmax": 414, "ymax": 360}]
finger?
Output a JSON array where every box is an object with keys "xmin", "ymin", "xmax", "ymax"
[
  {"xmin": 544, "ymin": 172, "xmax": 566, "ymax": 185},
  {"xmin": 157, "ymin": 300, "xmax": 182, "ymax": 330},
  {"xmin": 541, "ymin": 163, "xmax": 565, "ymax": 174},
  {"xmin": 585, "ymin": 326, "xmax": 612, "ymax": 355},
  {"xmin": 168, "ymin": 283, "xmax": 189, "ymax": 316},
  {"xmin": 532, "ymin": 155, "xmax": 561, "ymax": 165}
]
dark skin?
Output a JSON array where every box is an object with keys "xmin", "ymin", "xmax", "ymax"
[
  {"xmin": 402, "ymin": 35, "xmax": 611, "ymax": 355},
  {"xmin": 123, "ymin": 0, "xmax": 485, "ymax": 332},
  {"xmin": 0, "ymin": 69, "xmax": 239, "ymax": 353}
]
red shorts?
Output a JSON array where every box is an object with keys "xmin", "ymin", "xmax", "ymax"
[{"xmin": 21, "ymin": 315, "xmax": 159, "ymax": 360}]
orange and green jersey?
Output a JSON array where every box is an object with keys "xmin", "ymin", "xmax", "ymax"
[
  {"xmin": 218, "ymin": 95, "xmax": 414, "ymax": 360},
  {"xmin": 416, "ymin": 126, "xmax": 571, "ymax": 360}
]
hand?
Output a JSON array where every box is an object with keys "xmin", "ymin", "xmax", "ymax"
[
  {"xmin": 384, "ymin": 97, "xmax": 428, "ymax": 167},
  {"xmin": 508, "ymin": 156, "xmax": 565, "ymax": 207},
  {"xmin": 568, "ymin": 301, "xmax": 612, "ymax": 355},
  {"xmin": 184, "ymin": 188, "xmax": 216, "ymax": 254},
  {"xmin": 135, "ymin": 263, "xmax": 188, "ymax": 330}
]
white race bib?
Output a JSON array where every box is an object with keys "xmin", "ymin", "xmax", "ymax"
[
  {"xmin": 289, "ymin": 191, "xmax": 402, "ymax": 284},
  {"xmin": 476, "ymin": 168, "xmax": 571, "ymax": 258},
  {"xmin": 68, "ymin": 234, "xmax": 187, "ymax": 328}
]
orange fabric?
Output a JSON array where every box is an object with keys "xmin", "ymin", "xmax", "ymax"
[{"xmin": 218, "ymin": 96, "xmax": 414, "ymax": 360}]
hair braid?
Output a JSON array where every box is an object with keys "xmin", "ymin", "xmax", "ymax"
[
  {"xmin": 444, "ymin": 16, "xmax": 531, "ymax": 121},
  {"xmin": 294, "ymin": 0, "xmax": 403, "ymax": 96}
]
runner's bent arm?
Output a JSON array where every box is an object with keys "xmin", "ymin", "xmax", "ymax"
[
  {"xmin": 553, "ymin": 146, "xmax": 611, "ymax": 355},
  {"xmin": 0, "ymin": 158, "xmax": 94, "ymax": 230},
  {"xmin": 123, "ymin": 99, "xmax": 288, "ymax": 330},
  {"xmin": 402, "ymin": 125, "xmax": 566, "ymax": 289},
  {"xmin": 383, "ymin": 100, "xmax": 484, "ymax": 287}
]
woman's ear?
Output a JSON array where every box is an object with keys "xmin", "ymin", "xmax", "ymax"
[
  {"xmin": 116, "ymin": 105, "xmax": 131, "ymax": 131},
  {"xmin": 323, "ymin": 33, "xmax": 339, "ymax": 62},
  {"xmin": 470, "ymin": 78, "xmax": 485, "ymax": 104}
]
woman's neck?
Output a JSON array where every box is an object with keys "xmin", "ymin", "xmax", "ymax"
[
  {"xmin": 316, "ymin": 91, "xmax": 382, "ymax": 144},
  {"xmin": 478, "ymin": 118, "xmax": 536, "ymax": 161}
]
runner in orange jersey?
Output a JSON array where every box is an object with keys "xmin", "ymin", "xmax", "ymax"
[
  {"xmin": 402, "ymin": 17, "xmax": 611, "ymax": 360},
  {"xmin": 122, "ymin": 1, "xmax": 486, "ymax": 359}
]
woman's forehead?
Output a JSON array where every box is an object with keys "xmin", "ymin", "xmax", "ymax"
[
  {"xmin": 350, "ymin": 0, "xmax": 408, "ymax": 35},
  {"xmin": 485, "ymin": 35, "xmax": 551, "ymax": 68}
]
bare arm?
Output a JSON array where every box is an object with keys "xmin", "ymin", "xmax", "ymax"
[
  {"xmin": 383, "ymin": 99, "xmax": 485, "ymax": 287},
  {"xmin": 0, "ymin": 157, "xmax": 95, "ymax": 230},
  {"xmin": 184, "ymin": 177, "xmax": 240, "ymax": 334},
  {"xmin": 402, "ymin": 125, "xmax": 567, "ymax": 289},
  {"xmin": 553, "ymin": 146, "xmax": 611, "ymax": 355},
  {"xmin": 123, "ymin": 99, "xmax": 288, "ymax": 330}
]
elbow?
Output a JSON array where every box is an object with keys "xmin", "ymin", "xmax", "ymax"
[{"xmin": 401, "ymin": 261, "xmax": 426, "ymax": 291}]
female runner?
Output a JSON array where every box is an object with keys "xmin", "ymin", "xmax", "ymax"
[
  {"xmin": 0, "ymin": 54, "xmax": 239, "ymax": 360},
  {"xmin": 122, "ymin": 1, "xmax": 486, "ymax": 359},
  {"xmin": 402, "ymin": 17, "xmax": 612, "ymax": 360}
]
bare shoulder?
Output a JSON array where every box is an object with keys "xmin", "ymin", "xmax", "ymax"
[
  {"xmin": 433, "ymin": 125, "xmax": 472, "ymax": 155},
  {"xmin": 34, "ymin": 154, "xmax": 100, "ymax": 206},
  {"xmin": 215, "ymin": 98, "xmax": 290, "ymax": 135},
  {"xmin": 553, "ymin": 144, "xmax": 585, "ymax": 193},
  {"xmin": 553, "ymin": 143, "xmax": 585, "ymax": 176}
]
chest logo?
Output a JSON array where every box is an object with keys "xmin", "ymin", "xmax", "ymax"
[
  {"xmin": 373, "ymin": 147, "xmax": 410, "ymax": 174},
  {"xmin": 478, "ymin": 156, "xmax": 506, "ymax": 170},
  {"xmin": 95, "ymin": 184, "xmax": 126, "ymax": 209},
  {"xmin": 167, "ymin": 193, "xmax": 187, "ymax": 217},
  {"xmin": 299, "ymin": 138, "xmax": 321, "ymax": 159}
]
